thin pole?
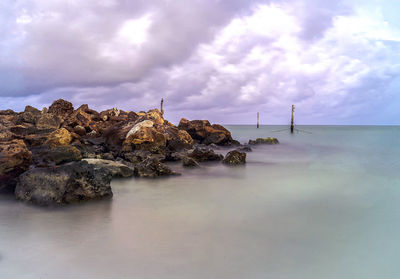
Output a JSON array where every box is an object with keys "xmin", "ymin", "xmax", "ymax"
[
  {"xmin": 257, "ymin": 112, "xmax": 259, "ymax": 128},
  {"xmin": 161, "ymin": 98, "xmax": 164, "ymax": 116},
  {"xmin": 291, "ymin": 105, "xmax": 295, "ymax": 133}
]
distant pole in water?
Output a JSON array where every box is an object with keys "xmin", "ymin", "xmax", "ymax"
[
  {"xmin": 257, "ymin": 112, "xmax": 259, "ymax": 128},
  {"xmin": 291, "ymin": 104, "xmax": 295, "ymax": 133},
  {"xmin": 160, "ymin": 98, "xmax": 164, "ymax": 116}
]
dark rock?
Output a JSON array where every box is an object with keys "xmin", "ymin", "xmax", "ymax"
[
  {"xmin": 248, "ymin": 137, "xmax": 279, "ymax": 145},
  {"xmin": 135, "ymin": 157, "xmax": 178, "ymax": 178},
  {"xmin": 0, "ymin": 109, "xmax": 16, "ymax": 116},
  {"xmin": 187, "ymin": 146, "xmax": 223, "ymax": 162},
  {"xmin": 182, "ymin": 156, "xmax": 200, "ymax": 167},
  {"xmin": 83, "ymin": 158, "xmax": 135, "ymax": 178},
  {"xmin": 36, "ymin": 113, "xmax": 61, "ymax": 131},
  {"xmin": 31, "ymin": 145, "xmax": 82, "ymax": 166},
  {"xmin": 223, "ymin": 150, "xmax": 246, "ymax": 165},
  {"xmin": 15, "ymin": 161, "xmax": 112, "ymax": 206},
  {"xmin": 0, "ymin": 139, "xmax": 32, "ymax": 192},
  {"xmin": 48, "ymin": 99, "xmax": 74, "ymax": 117}
]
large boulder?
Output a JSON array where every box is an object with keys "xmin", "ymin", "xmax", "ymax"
[
  {"xmin": 83, "ymin": 158, "xmax": 135, "ymax": 178},
  {"xmin": 248, "ymin": 137, "xmax": 279, "ymax": 145},
  {"xmin": 223, "ymin": 150, "xmax": 246, "ymax": 165},
  {"xmin": 15, "ymin": 161, "xmax": 112, "ymax": 206},
  {"xmin": 0, "ymin": 140, "xmax": 32, "ymax": 192},
  {"xmin": 187, "ymin": 146, "xmax": 223, "ymax": 162},
  {"xmin": 178, "ymin": 118, "xmax": 238, "ymax": 146}
]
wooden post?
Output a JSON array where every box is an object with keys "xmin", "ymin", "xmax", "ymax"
[
  {"xmin": 160, "ymin": 98, "xmax": 164, "ymax": 116},
  {"xmin": 291, "ymin": 105, "xmax": 295, "ymax": 133},
  {"xmin": 257, "ymin": 112, "xmax": 259, "ymax": 128}
]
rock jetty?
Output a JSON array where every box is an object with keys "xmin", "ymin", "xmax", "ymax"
[{"xmin": 0, "ymin": 99, "xmax": 248, "ymax": 205}]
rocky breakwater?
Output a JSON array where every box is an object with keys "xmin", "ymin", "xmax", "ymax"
[{"xmin": 0, "ymin": 99, "xmax": 243, "ymax": 206}]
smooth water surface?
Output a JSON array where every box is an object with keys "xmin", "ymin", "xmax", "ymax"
[{"xmin": 1, "ymin": 126, "xmax": 400, "ymax": 279}]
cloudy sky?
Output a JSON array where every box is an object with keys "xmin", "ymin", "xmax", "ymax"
[{"xmin": 1, "ymin": 0, "xmax": 400, "ymax": 124}]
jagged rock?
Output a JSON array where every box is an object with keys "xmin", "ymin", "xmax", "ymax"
[
  {"xmin": 45, "ymin": 128, "xmax": 72, "ymax": 147},
  {"xmin": 31, "ymin": 145, "xmax": 82, "ymax": 166},
  {"xmin": 182, "ymin": 156, "xmax": 200, "ymax": 167},
  {"xmin": 0, "ymin": 109, "xmax": 16, "ymax": 116},
  {"xmin": 123, "ymin": 121, "xmax": 166, "ymax": 154},
  {"xmin": 48, "ymin": 99, "xmax": 74, "ymax": 117},
  {"xmin": 99, "ymin": 108, "xmax": 119, "ymax": 121},
  {"xmin": 178, "ymin": 118, "xmax": 238, "ymax": 146},
  {"xmin": 0, "ymin": 140, "xmax": 32, "ymax": 192},
  {"xmin": 248, "ymin": 137, "xmax": 279, "ymax": 145},
  {"xmin": 73, "ymin": 125, "xmax": 86, "ymax": 136},
  {"xmin": 135, "ymin": 157, "xmax": 178, "ymax": 178},
  {"xmin": 164, "ymin": 126, "xmax": 193, "ymax": 152},
  {"xmin": 187, "ymin": 146, "xmax": 223, "ymax": 162},
  {"xmin": 223, "ymin": 150, "xmax": 246, "ymax": 165},
  {"xmin": 36, "ymin": 113, "xmax": 61, "ymax": 131},
  {"xmin": 15, "ymin": 161, "xmax": 112, "ymax": 206},
  {"xmin": 83, "ymin": 158, "xmax": 135, "ymax": 178},
  {"xmin": 15, "ymin": 106, "xmax": 41, "ymax": 125}
]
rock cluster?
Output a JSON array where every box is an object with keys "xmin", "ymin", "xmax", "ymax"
[{"xmin": 0, "ymin": 99, "xmax": 249, "ymax": 205}]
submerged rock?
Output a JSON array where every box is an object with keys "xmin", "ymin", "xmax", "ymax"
[
  {"xmin": 187, "ymin": 146, "xmax": 223, "ymax": 162},
  {"xmin": 15, "ymin": 161, "xmax": 112, "ymax": 206},
  {"xmin": 83, "ymin": 158, "xmax": 135, "ymax": 178},
  {"xmin": 248, "ymin": 137, "xmax": 279, "ymax": 145},
  {"xmin": 135, "ymin": 157, "xmax": 178, "ymax": 178},
  {"xmin": 182, "ymin": 156, "xmax": 200, "ymax": 168},
  {"xmin": 223, "ymin": 150, "xmax": 246, "ymax": 165}
]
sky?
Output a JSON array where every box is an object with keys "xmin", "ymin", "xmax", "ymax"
[{"xmin": 1, "ymin": 0, "xmax": 400, "ymax": 125}]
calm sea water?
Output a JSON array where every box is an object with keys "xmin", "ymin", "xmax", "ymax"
[{"xmin": 1, "ymin": 126, "xmax": 400, "ymax": 279}]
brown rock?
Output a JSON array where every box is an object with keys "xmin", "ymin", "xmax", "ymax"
[
  {"xmin": 178, "ymin": 118, "xmax": 237, "ymax": 146},
  {"xmin": 0, "ymin": 139, "xmax": 32, "ymax": 192},
  {"xmin": 44, "ymin": 128, "xmax": 72, "ymax": 147}
]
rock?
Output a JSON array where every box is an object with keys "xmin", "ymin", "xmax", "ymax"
[
  {"xmin": 123, "ymin": 150, "xmax": 152, "ymax": 164},
  {"xmin": 73, "ymin": 125, "xmax": 86, "ymax": 136},
  {"xmin": 31, "ymin": 145, "xmax": 82, "ymax": 166},
  {"xmin": 36, "ymin": 113, "xmax": 61, "ymax": 131},
  {"xmin": 248, "ymin": 137, "xmax": 279, "ymax": 145},
  {"xmin": 178, "ymin": 118, "xmax": 237, "ymax": 146},
  {"xmin": 99, "ymin": 108, "xmax": 119, "ymax": 121},
  {"xmin": 125, "ymin": 120, "xmax": 154, "ymax": 139},
  {"xmin": 0, "ymin": 140, "xmax": 32, "ymax": 192},
  {"xmin": 123, "ymin": 122, "xmax": 166, "ymax": 154},
  {"xmin": 44, "ymin": 128, "xmax": 72, "ymax": 147},
  {"xmin": 15, "ymin": 161, "xmax": 112, "ymax": 206},
  {"xmin": 135, "ymin": 157, "xmax": 178, "ymax": 178},
  {"xmin": 83, "ymin": 158, "xmax": 135, "ymax": 178},
  {"xmin": 182, "ymin": 156, "xmax": 200, "ymax": 167},
  {"xmin": 101, "ymin": 152, "xmax": 114, "ymax": 161},
  {"xmin": 0, "ymin": 109, "xmax": 16, "ymax": 116},
  {"xmin": 15, "ymin": 107, "xmax": 41, "ymax": 125},
  {"xmin": 164, "ymin": 126, "xmax": 193, "ymax": 152},
  {"xmin": 187, "ymin": 146, "xmax": 223, "ymax": 162},
  {"xmin": 223, "ymin": 150, "xmax": 246, "ymax": 165},
  {"xmin": 48, "ymin": 99, "xmax": 74, "ymax": 117}
]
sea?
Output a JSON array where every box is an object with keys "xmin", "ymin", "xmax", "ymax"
[{"xmin": 1, "ymin": 125, "xmax": 400, "ymax": 279}]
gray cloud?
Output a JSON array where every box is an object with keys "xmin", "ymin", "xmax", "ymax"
[{"xmin": 1, "ymin": 0, "xmax": 399, "ymax": 124}]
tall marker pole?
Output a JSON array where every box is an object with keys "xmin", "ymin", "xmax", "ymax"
[
  {"xmin": 291, "ymin": 104, "xmax": 295, "ymax": 133},
  {"xmin": 257, "ymin": 112, "xmax": 259, "ymax": 128},
  {"xmin": 161, "ymin": 98, "xmax": 164, "ymax": 116}
]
